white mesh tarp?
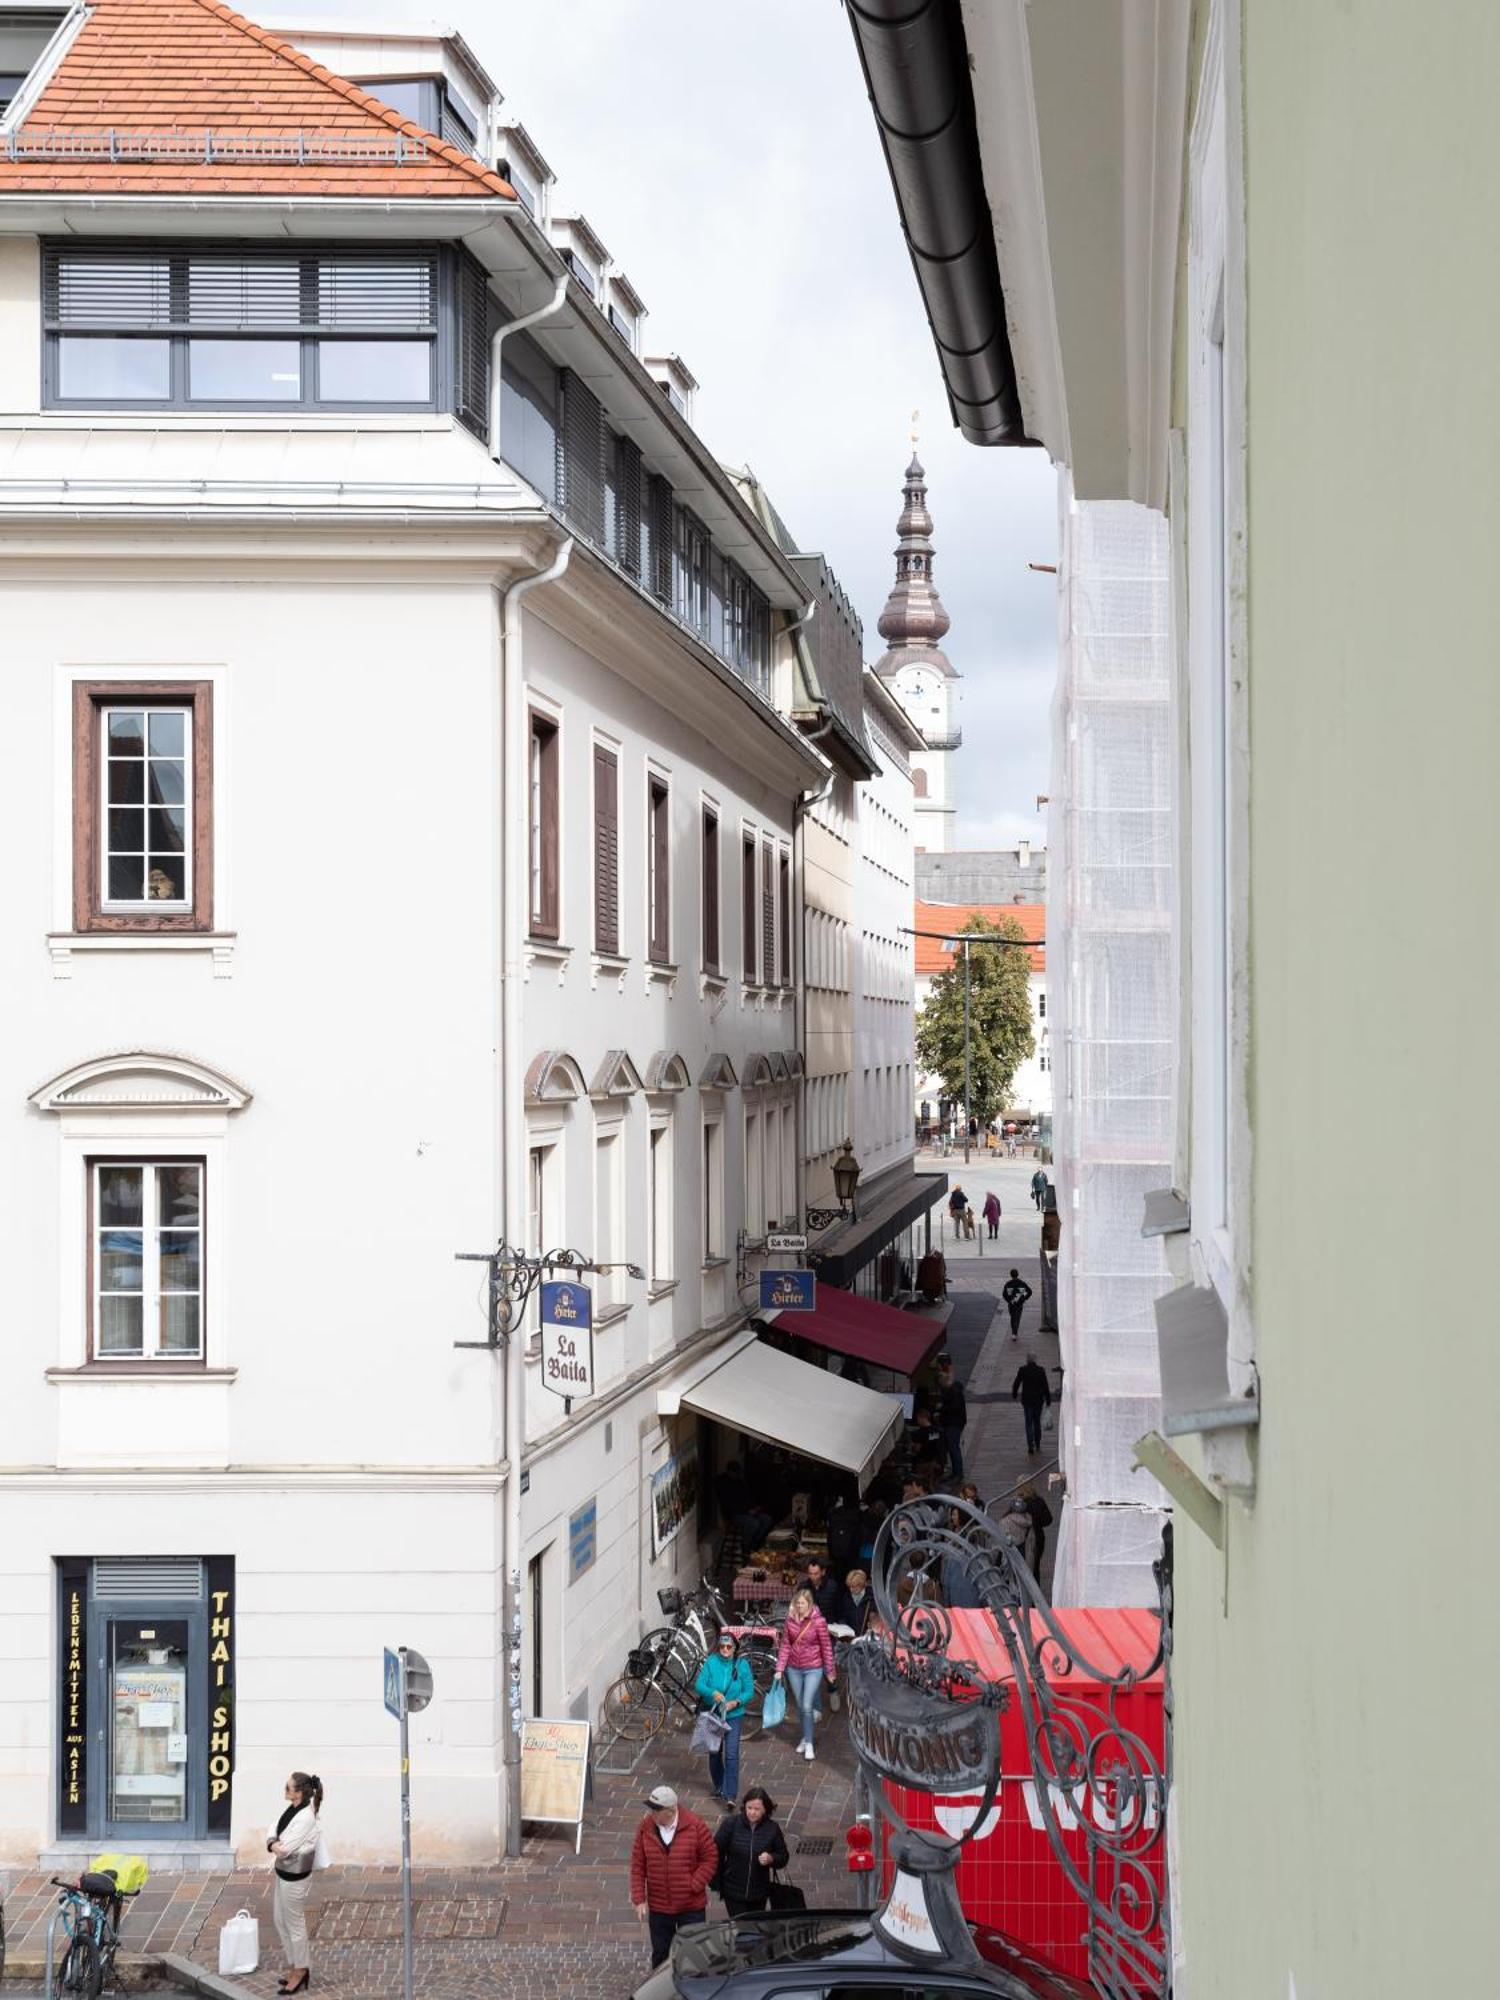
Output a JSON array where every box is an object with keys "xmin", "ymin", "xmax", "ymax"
[{"xmin": 1048, "ymin": 485, "xmax": 1176, "ymax": 1607}]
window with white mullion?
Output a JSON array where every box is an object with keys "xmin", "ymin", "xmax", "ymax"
[
  {"xmin": 94, "ymin": 1161, "xmax": 202, "ymax": 1360},
  {"xmin": 101, "ymin": 705, "xmax": 191, "ymax": 909}
]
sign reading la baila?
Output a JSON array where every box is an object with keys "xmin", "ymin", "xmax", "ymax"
[{"xmin": 540, "ymin": 1280, "xmax": 594, "ymax": 1399}]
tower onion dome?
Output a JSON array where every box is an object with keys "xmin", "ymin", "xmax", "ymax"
[{"xmin": 875, "ymin": 453, "xmax": 956, "ymax": 677}]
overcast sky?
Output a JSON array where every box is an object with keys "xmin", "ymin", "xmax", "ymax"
[{"xmin": 307, "ymin": 0, "xmax": 1059, "ymax": 845}]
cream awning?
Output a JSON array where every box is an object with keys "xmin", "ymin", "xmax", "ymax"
[{"xmin": 672, "ymin": 1340, "xmax": 905, "ymax": 1495}]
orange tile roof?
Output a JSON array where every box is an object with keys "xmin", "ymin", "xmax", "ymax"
[
  {"xmin": 913, "ymin": 899, "xmax": 1045, "ymax": 975},
  {"xmin": 0, "ymin": 0, "xmax": 515, "ymax": 199}
]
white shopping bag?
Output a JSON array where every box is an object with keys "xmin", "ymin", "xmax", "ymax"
[
  {"xmin": 218, "ymin": 1908, "xmax": 260, "ymax": 1977},
  {"xmin": 313, "ymin": 1828, "xmax": 333, "ymax": 1872}
]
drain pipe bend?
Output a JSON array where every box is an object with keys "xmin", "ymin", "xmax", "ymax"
[{"xmin": 489, "ymin": 273, "xmax": 569, "ymax": 463}]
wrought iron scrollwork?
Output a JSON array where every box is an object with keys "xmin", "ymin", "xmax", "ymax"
[
  {"xmin": 453, "ymin": 1240, "xmax": 643, "ymax": 1348},
  {"xmin": 860, "ymin": 1496, "xmax": 1171, "ymax": 2000}
]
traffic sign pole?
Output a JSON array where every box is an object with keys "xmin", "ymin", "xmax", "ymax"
[{"xmin": 398, "ymin": 1658, "xmax": 413, "ymax": 2000}]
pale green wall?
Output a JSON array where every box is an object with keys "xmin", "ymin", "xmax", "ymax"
[{"xmin": 1174, "ymin": 3, "xmax": 1499, "ymax": 1990}]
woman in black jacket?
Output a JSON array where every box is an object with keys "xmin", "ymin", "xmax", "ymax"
[{"xmin": 715, "ymin": 1786, "xmax": 790, "ymax": 1915}]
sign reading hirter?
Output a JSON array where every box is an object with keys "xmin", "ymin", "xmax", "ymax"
[{"xmin": 540, "ymin": 1281, "xmax": 594, "ymax": 1399}]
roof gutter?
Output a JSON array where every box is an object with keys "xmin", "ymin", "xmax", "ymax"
[{"xmin": 844, "ymin": 0, "xmax": 1030, "ymax": 448}]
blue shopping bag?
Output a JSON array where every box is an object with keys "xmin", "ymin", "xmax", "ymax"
[{"xmin": 760, "ymin": 1679, "xmax": 787, "ymax": 1730}]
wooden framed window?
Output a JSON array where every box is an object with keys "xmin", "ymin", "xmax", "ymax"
[
  {"xmin": 89, "ymin": 1159, "xmax": 204, "ymax": 1361},
  {"xmin": 648, "ymin": 774, "xmax": 671, "ymax": 963},
  {"xmin": 742, "ymin": 832, "xmax": 758, "ymax": 983},
  {"xmin": 702, "ymin": 1114, "xmax": 724, "ymax": 1262},
  {"xmin": 701, "ymin": 805, "xmax": 720, "ymax": 972},
  {"xmin": 761, "ymin": 840, "xmax": 776, "ymax": 987},
  {"xmin": 593, "ymin": 743, "xmax": 620, "ymax": 954},
  {"xmin": 649, "ymin": 1117, "xmax": 673, "ymax": 1283},
  {"xmin": 73, "ymin": 682, "xmax": 213, "ymax": 933},
  {"xmin": 529, "ymin": 710, "xmax": 560, "ymax": 939},
  {"xmin": 778, "ymin": 850, "xmax": 792, "ymax": 987}
]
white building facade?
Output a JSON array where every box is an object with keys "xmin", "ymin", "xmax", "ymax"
[{"xmin": 0, "ymin": 0, "xmax": 832, "ymax": 1869}]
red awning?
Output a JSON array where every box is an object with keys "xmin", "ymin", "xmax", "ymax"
[{"xmin": 766, "ymin": 1286, "xmax": 946, "ymax": 1377}]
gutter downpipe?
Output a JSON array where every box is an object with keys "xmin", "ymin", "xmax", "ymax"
[
  {"xmin": 488, "ymin": 272, "xmax": 569, "ymax": 462},
  {"xmin": 488, "ymin": 268, "xmax": 571, "ymax": 1864},
  {"xmin": 496, "ymin": 532, "xmax": 573, "ymax": 1861},
  {"xmin": 788, "ymin": 596, "xmax": 838, "ymax": 1229}
]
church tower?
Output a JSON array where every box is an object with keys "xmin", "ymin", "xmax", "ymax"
[{"xmin": 873, "ymin": 449, "xmax": 960, "ymax": 851}]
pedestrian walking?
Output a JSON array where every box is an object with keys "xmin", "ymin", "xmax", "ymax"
[
  {"xmin": 773, "ymin": 1586, "xmax": 837, "ymax": 1760},
  {"xmin": 1012, "ymin": 1353, "xmax": 1051, "ymax": 1455},
  {"xmin": 1000, "ymin": 1493, "xmax": 1034, "ymax": 1568},
  {"xmin": 837, "ymin": 1568, "xmax": 875, "ymax": 1636},
  {"xmin": 694, "ymin": 1633, "xmax": 753, "ymax": 1807},
  {"xmin": 800, "ymin": 1556, "xmax": 845, "ymax": 1625},
  {"xmin": 1018, "ymin": 1479, "xmax": 1054, "ymax": 1578},
  {"xmin": 937, "ymin": 1360, "xmax": 968, "ymax": 1482},
  {"xmin": 949, "ymin": 1184, "xmax": 974, "ymax": 1239},
  {"xmin": 266, "ymin": 1770, "xmax": 325, "ymax": 1995},
  {"xmin": 713, "ymin": 1787, "xmax": 790, "ymax": 1917},
  {"xmin": 631, "ymin": 1784, "xmax": 718, "ymax": 1969},
  {"xmin": 1031, "ymin": 1168, "xmax": 1049, "ymax": 1211},
  {"xmin": 982, "ymin": 1189, "xmax": 1001, "ymax": 1239},
  {"xmin": 826, "ymin": 1490, "xmax": 864, "ymax": 1579},
  {"xmin": 1002, "ymin": 1267, "xmax": 1033, "ymax": 1341}
]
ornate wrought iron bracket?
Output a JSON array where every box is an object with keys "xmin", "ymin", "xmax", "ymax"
[
  {"xmin": 804, "ymin": 1203, "xmax": 847, "ymax": 1231},
  {"xmin": 452, "ymin": 1241, "xmax": 643, "ymax": 1350}
]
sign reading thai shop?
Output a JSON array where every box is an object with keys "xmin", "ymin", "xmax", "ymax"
[
  {"xmin": 760, "ymin": 1268, "xmax": 816, "ymax": 1312},
  {"xmin": 204, "ymin": 1555, "xmax": 236, "ymax": 1835},
  {"xmin": 540, "ymin": 1281, "xmax": 594, "ymax": 1399},
  {"xmin": 845, "ymin": 1640, "xmax": 998, "ymax": 1792}
]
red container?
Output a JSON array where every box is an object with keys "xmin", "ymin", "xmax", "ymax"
[{"xmin": 880, "ymin": 1607, "xmax": 1164, "ymax": 1983}]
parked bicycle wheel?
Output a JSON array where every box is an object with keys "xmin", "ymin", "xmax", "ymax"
[
  {"xmin": 60, "ymin": 1932, "xmax": 102, "ymax": 1999},
  {"xmin": 602, "ymin": 1673, "xmax": 666, "ymax": 1740}
]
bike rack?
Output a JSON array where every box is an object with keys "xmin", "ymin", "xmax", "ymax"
[
  {"xmin": 43, "ymin": 1901, "xmax": 63, "ymax": 2000},
  {"xmin": 593, "ymin": 1723, "xmax": 652, "ymax": 1775}
]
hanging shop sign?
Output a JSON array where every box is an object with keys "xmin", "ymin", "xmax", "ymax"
[
  {"xmin": 540, "ymin": 1281, "xmax": 595, "ymax": 1400},
  {"xmin": 844, "ymin": 1642, "xmax": 998, "ymax": 1793},
  {"xmin": 204, "ymin": 1555, "xmax": 236, "ymax": 1835},
  {"xmin": 650, "ymin": 1441, "xmax": 699, "ymax": 1558},
  {"xmin": 58, "ymin": 1558, "xmax": 89, "ymax": 1835},
  {"xmin": 760, "ymin": 1268, "xmax": 816, "ymax": 1312},
  {"xmin": 568, "ymin": 1499, "xmax": 598, "ymax": 1583}
]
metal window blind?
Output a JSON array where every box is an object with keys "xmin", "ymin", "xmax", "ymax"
[
  {"xmin": 614, "ymin": 434, "xmax": 643, "ymax": 580},
  {"xmin": 454, "ymin": 250, "xmax": 490, "ymax": 440},
  {"xmin": 557, "ymin": 369, "xmax": 605, "ymax": 543},
  {"xmin": 45, "ymin": 244, "xmax": 437, "ymax": 334},
  {"xmin": 93, "ymin": 1557, "xmax": 205, "ymax": 1600},
  {"xmin": 439, "ymin": 96, "xmax": 476, "ymax": 154},
  {"xmin": 647, "ymin": 474, "xmax": 675, "ymax": 607}
]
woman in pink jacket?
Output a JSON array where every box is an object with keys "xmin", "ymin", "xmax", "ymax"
[{"xmin": 773, "ymin": 1585, "xmax": 836, "ymax": 1760}]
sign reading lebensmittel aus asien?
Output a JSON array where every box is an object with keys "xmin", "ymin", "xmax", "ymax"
[{"xmin": 540, "ymin": 1280, "xmax": 595, "ymax": 1398}]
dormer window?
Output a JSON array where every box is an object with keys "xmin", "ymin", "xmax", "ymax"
[
  {"xmin": 356, "ymin": 75, "xmax": 479, "ymax": 157},
  {"xmin": 563, "ymin": 248, "xmax": 597, "ymax": 298},
  {"xmin": 42, "ymin": 240, "xmax": 492, "ymax": 431}
]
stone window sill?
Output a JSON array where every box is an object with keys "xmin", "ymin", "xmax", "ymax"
[
  {"xmin": 46, "ymin": 1364, "xmax": 237, "ymax": 1382},
  {"xmin": 595, "ymin": 1303, "xmax": 632, "ymax": 1329},
  {"xmin": 647, "ymin": 1280, "xmax": 679, "ymax": 1302},
  {"xmin": 48, "ymin": 931, "xmax": 236, "ymax": 979}
]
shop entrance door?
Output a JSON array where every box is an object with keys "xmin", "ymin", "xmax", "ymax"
[{"xmin": 94, "ymin": 1610, "xmax": 205, "ymax": 1840}]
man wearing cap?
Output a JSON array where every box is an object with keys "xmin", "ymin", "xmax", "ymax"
[{"xmin": 630, "ymin": 1783, "xmax": 719, "ymax": 1969}]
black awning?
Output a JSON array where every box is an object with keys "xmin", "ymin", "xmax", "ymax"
[{"xmin": 809, "ymin": 1169, "xmax": 948, "ymax": 1289}]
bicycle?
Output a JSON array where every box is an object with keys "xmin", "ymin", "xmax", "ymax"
[{"xmin": 51, "ymin": 1868, "xmax": 139, "ymax": 1997}]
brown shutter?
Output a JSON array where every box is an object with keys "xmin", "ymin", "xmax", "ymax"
[
  {"xmin": 529, "ymin": 712, "xmax": 559, "ymax": 939},
  {"xmin": 778, "ymin": 851, "xmax": 791, "ymax": 987},
  {"xmin": 761, "ymin": 842, "xmax": 775, "ymax": 985},
  {"xmin": 649, "ymin": 777, "xmax": 670, "ymax": 963},
  {"xmin": 594, "ymin": 744, "xmax": 619, "ymax": 954},
  {"xmin": 702, "ymin": 807, "xmax": 720, "ymax": 971},
  {"xmin": 742, "ymin": 833, "xmax": 757, "ymax": 981}
]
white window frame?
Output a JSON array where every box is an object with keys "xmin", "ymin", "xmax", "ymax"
[
  {"xmin": 91, "ymin": 1158, "xmax": 204, "ymax": 1360},
  {"xmin": 592, "ymin": 1112, "xmax": 625, "ymax": 1315},
  {"xmin": 701, "ymin": 1107, "xmax": 725, "ymax": 1264},
  {"xmin": 1185, "ymin": 0, "xmax": 1252, "ymax": 1379},
  {"xmin": 648, "ymin": 1111, "xmax": 674, "ymax": 1287},
  {"xmin": 99, "ymin": 702, "xmax": 193, "ymax": 913},
  {"xmin": 525, "ymin": 1122, "xmax": 564, "ymax": 1346}
]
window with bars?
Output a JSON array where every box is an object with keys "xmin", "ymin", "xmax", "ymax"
[
  {"xmin": 742, "ymin": 832, "xmax": 759, "ymax": 983},
  {"xmin": 42, "ymin": 241, "xmax": 489, "ymax": 418},
  {"xmin": 91, "ymin": 1160, "xmax": 204, "ymax": 1361},
  {"xmin": 761, "ymin": 840, "xmax": 776, "ymax": 986},
  {"xmin": 778, "ymin": 849, "xmax": 792, "ymax": 987}
]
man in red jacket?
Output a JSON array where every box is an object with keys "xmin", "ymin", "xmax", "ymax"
[{"xmin": 630, "ymin": 1783, "xmax": 719, "ymax": 1968}]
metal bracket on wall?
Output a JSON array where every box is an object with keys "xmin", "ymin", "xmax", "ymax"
[{"xmin": 1133, "ymin": 1431, "xmax": 1224, "ymax": 1549}]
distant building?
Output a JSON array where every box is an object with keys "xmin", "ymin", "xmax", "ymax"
[
  {"xmin": 917, "ymin": 844, "xmax": 1047, "ymax": 907},
  {"xmin": 872, "ymin": 453, "xmax": 961, "ymax": 851},
  {"xmin": 912, "ymin": 900, "xmax": 1049, "ymax": 1133}
]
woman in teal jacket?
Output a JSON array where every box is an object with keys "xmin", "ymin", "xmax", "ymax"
[{"xmin": 694, "ymin": 1633, "xmax": 754, "ymax": 1806}]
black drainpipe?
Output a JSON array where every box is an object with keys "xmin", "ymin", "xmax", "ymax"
[{"xmin": 845, "ymin": 0, "xmax": 1031, "ymax": 448}]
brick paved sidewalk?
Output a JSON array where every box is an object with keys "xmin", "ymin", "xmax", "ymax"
[{"xmin": 2, "ymin": 1707, "xmax": 860, "ymax": 2000}]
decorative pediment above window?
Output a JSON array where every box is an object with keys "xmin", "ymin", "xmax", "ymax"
[
  {"xmin": 699, "ymin": 1052, "xmax": 739, "ymax": 1092},
  {"xmin": 525, "ymin": 1050, "xmax": 588, "ymax": 1105},
  {"xmin": 644, "ymin": 1051, "xmax": 691, "ymax": 1093},
  {"xmin": 786, "ymin": 1050, "xmax": 806, "ymax": 1078},
  {"xmin": 741, "ymin": 1052, "xmax": 775, "ymax": 1090},
  {"xmin": 29, "ymin": 1051, "xmax": 252, "ymax": 1115},
  {"xmin": 767, "ymin": 1051, "xmax": 791, "ymax": 1083},
  {"xmin": 589, "ymin": 1049, "xmax": 645, "ymax": 1099}
]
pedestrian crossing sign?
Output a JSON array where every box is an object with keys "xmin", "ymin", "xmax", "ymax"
[{"xmin": 383, "ymin": 1646, "xmax": 405, "ymax": 1720}]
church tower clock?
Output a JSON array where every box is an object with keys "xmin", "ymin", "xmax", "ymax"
[{"xmin": 872, "ymin": 449, "xmax": 960, "ymax": 851}]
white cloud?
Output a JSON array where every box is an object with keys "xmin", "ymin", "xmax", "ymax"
[{"xmin": 295, "ymin": 0, "xmax": 1059, "ymax": 842}]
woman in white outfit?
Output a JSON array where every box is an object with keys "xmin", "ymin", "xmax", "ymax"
[{"xmin": 266, "ymin": 1770, "xmax": 324, "ymax": 1993}]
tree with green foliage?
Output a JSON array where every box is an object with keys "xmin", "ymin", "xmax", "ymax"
[{"xmin": 915, "ymin": 913, "xmax": 1036, "ymax": 1128}]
